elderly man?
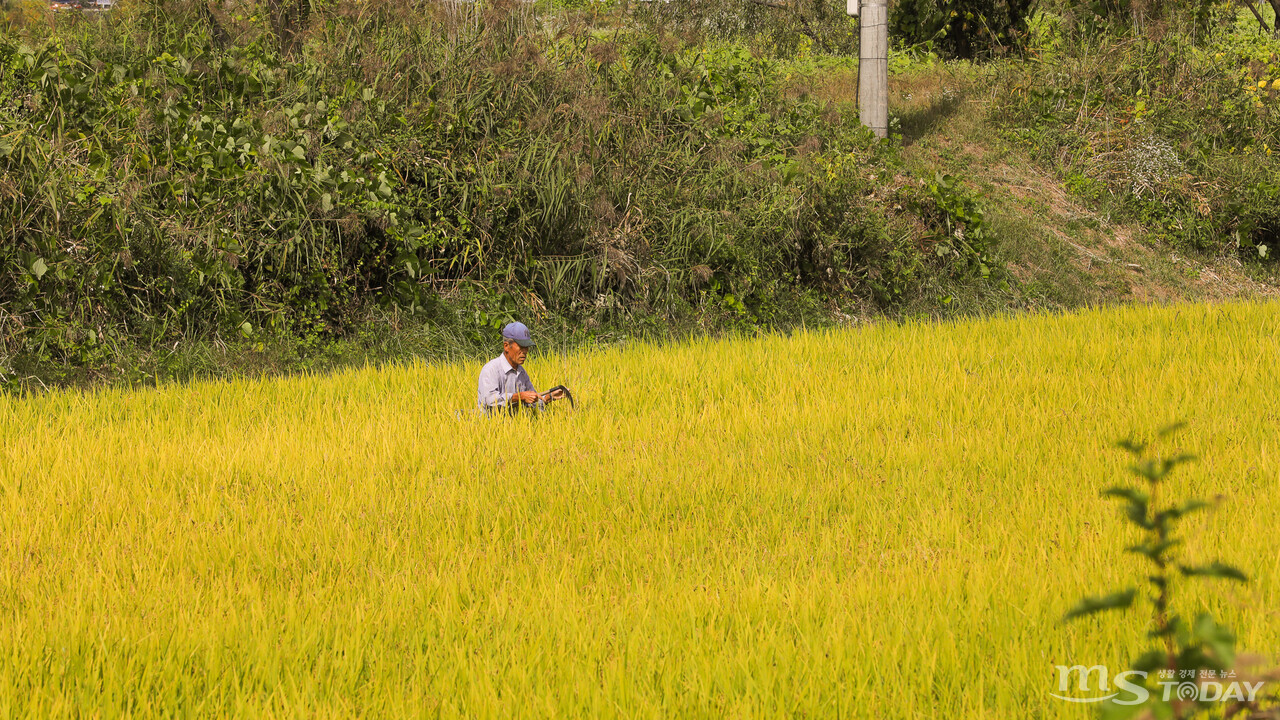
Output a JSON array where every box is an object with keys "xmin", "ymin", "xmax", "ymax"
[{"xmin": 477, "ymin": 322, "xmax": 564, "ymax": 413}]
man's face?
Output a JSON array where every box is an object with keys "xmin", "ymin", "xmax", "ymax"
[{"xmin": 503, "ymin": 339, "xmax": 528, "ymax": 367}]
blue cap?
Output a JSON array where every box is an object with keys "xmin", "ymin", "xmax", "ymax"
[{"xmin": 501, "ymin": 321, "xmax": 535, "ymax": 347}]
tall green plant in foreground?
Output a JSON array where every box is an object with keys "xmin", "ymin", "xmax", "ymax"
[{"xmin": 1065, "ymin": 424, "xmax": 1275, "ymax": 719}]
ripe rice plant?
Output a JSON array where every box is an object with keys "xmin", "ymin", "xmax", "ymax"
[{"xmin": 1, "ymin": 300, "xmax": 1278, "ymax": 717}]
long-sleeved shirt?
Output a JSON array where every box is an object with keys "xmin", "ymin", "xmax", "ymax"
[{"xmin": 477, "ymin": 354, "xmax": 537, "ymax": 411}]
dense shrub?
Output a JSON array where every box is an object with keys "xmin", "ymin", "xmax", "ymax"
[
  {"xmin": 0, "ymin": 0, "xmax": 997, "ymax": 383},
  {"xmin": 889, "ymin": 0, "xmax": 1036, "ymax": 59}
]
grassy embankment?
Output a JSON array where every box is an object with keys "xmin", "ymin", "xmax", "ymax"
[
  {"xmin": 882, "ymin": 6, "xmax": 1280, "ymax": 309},
  {"xmin": 3, "ymin": 1, "xmax": 1280, "ymax": 392},
  {"xmin": 0, "ymin": 3, "xmax": 1007, "ymax": 389},
  {"xmin": 3, "ymin": 300, "xmax": 1278, "ymax": 717}
]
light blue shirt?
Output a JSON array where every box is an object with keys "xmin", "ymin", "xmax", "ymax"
[{"xmin": 477, "ymin": 354, "xmax": 537, "ymax": 410}]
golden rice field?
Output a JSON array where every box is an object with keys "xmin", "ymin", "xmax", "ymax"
[{"xmin": 2, "ymin": 301, "xmax": 1279, "ymax": 718}]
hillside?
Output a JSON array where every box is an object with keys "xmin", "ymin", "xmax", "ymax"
[
  {"xmin": 892, "ymin": 63, "xmax": 1278, "ymax": 309},
  {"xmin": 2, "ymin": 1, "xmax": 1278, "ymax": 389}
]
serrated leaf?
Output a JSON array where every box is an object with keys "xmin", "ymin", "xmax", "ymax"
[
  {"xmin": 1179, "ymin": 562, "xmax": 1247, "ymax": 583},
  {"xmin": 1104, "ymin": 486, "xmax": 1150, "ymax": 528},
  {"xmin": 1063, "ymin": 589, "xmax": 1136, "ymax": 621}
]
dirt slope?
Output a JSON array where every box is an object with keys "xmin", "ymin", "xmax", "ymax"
[{"xmin": 890, "ymin": 66, "xmax": 1279, "ymax": 310}]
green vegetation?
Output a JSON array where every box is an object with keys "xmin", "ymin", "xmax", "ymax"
[
  {"xmin": 994, "ymin": 7, "xmax": 1280, "ymax": 259},
  {"xmin": 1, "ymin": 0, "xmax": 1278, "ymax": 394},
  {"xmin": 0, "ymin": 1, "xmax": 1005, "ymax": 388},
  {"xmin": 4, "ymin": 3, "xmax": 1280, "ymax": 714},
  {"xmin": 1066, "ymin": 427, "xmax": 1267, "ymax": 718}
]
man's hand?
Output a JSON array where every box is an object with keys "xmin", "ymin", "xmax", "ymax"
[
  {"xmin": 513, "ymin": 391, "xmax": 540, "ymax": 405},
  {"xmin": 542, "ymin": 388, "xmax": 566, "ymax": 402}
]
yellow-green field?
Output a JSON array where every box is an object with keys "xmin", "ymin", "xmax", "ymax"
[{"xmin": 3, "ymin": 301, "xmax": 1279, "ymax": 718}]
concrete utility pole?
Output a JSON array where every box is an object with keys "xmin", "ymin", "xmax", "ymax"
[{"xmin": 849, "ymin": 0, "xmax": 888, "ymax": 139}]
